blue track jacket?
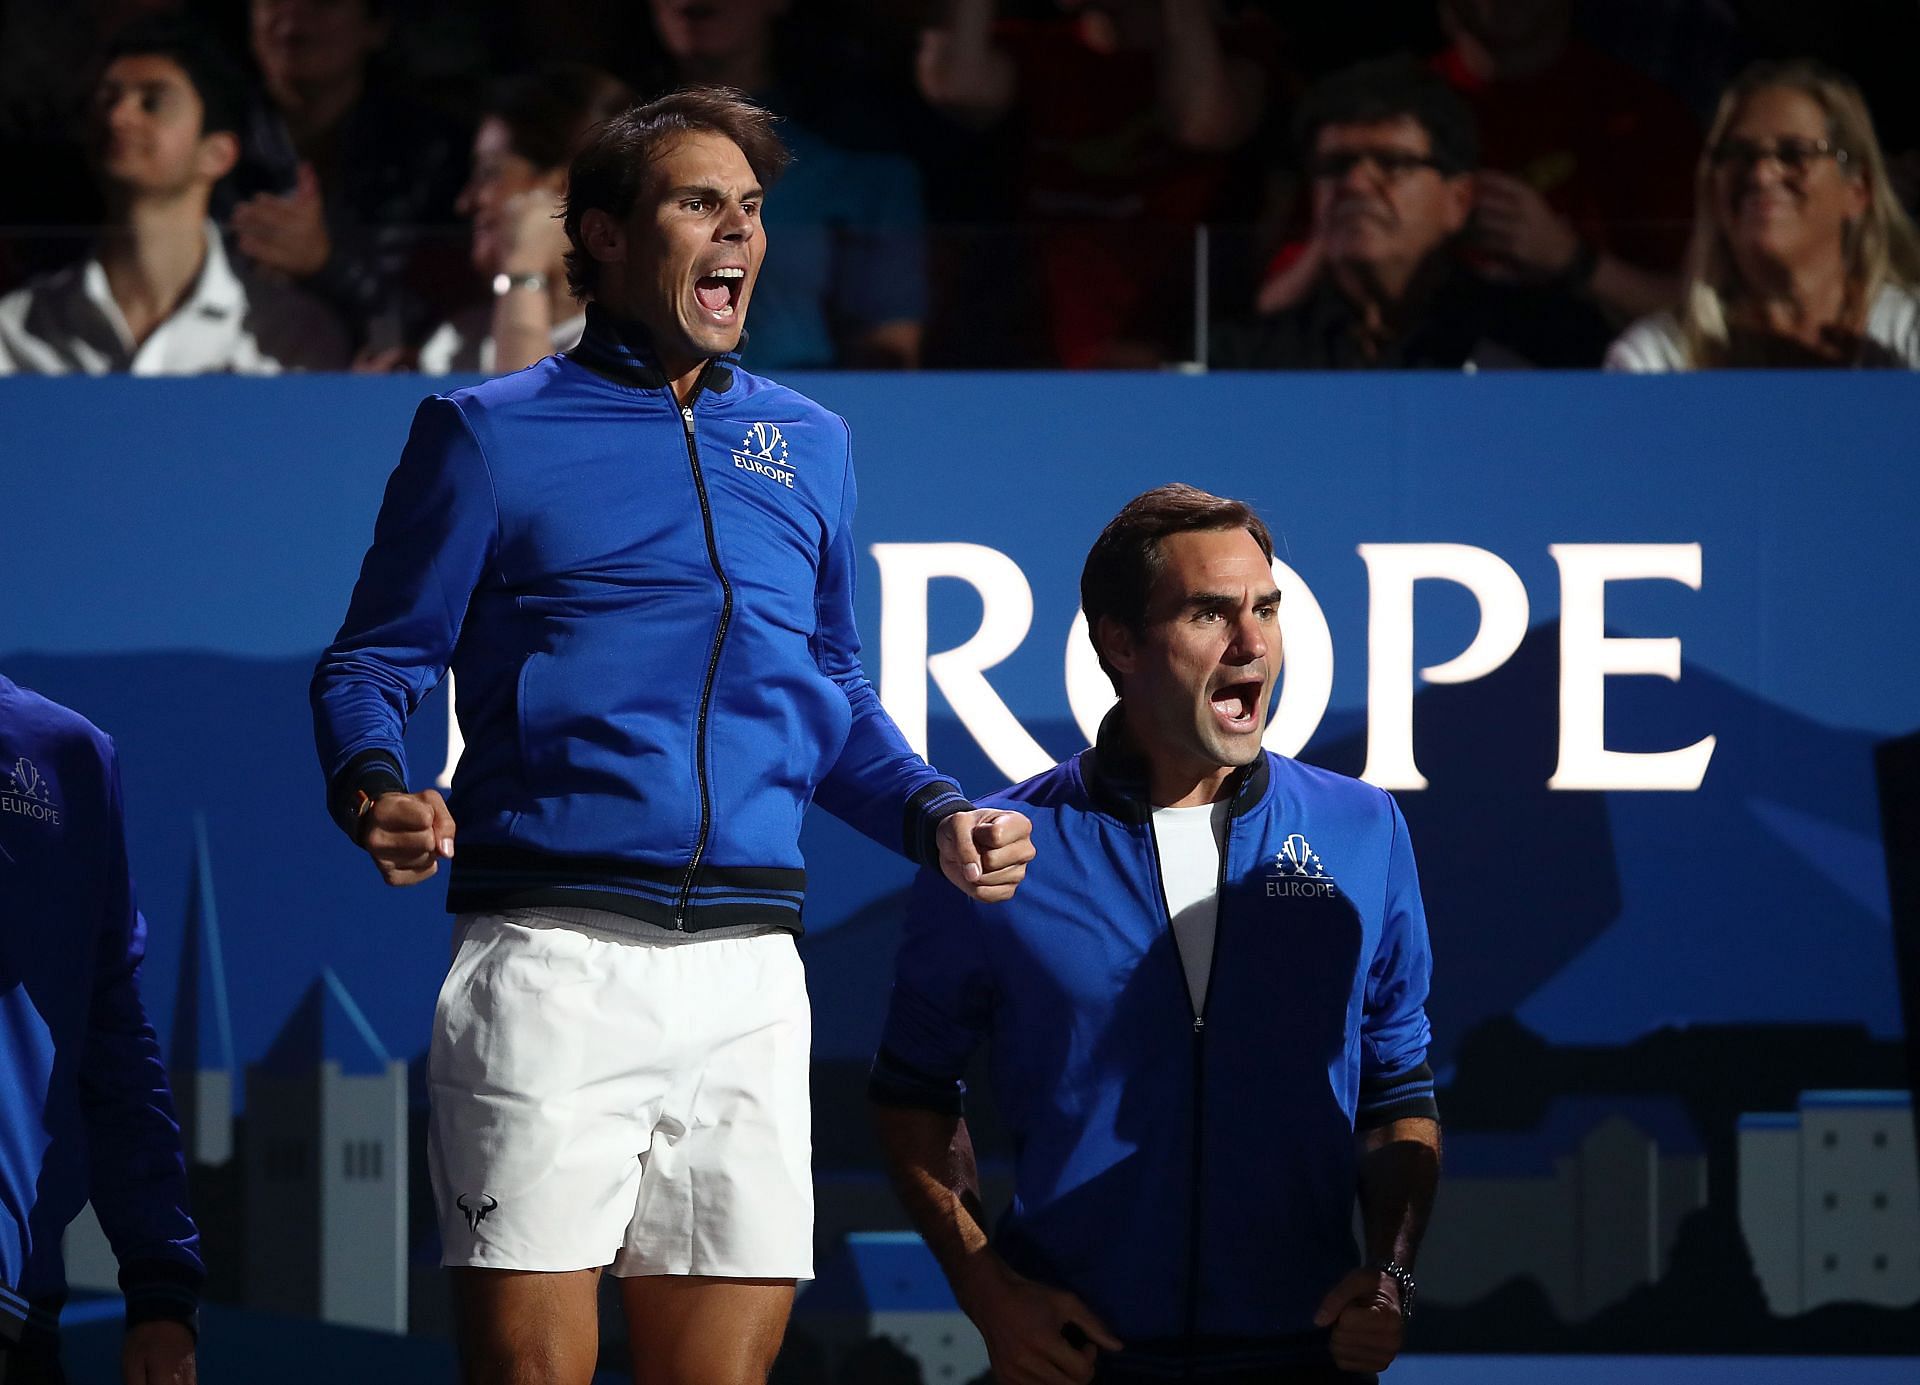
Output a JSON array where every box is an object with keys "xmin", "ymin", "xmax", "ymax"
[
  {"xmin": 872, "ymin": 714, "xmax": 1437, "ymax": 1367},
  {"xmin": 0, "ymin": 677, "xmax": 203, "ymax": 1343},
  {"xmin": 311, "ymin": 307, "xmax": 968, "ymax": 930}
]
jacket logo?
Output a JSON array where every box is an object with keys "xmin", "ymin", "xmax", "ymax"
[
  {"xmin": 1267, "ymin": 833, "xmax": 1336, "ymax": 898},
  {"xmin": 1, "ymin": 756, "xmax": 60, "ymax": 825},
  {"xmin": 732, "ymin": 421, "xmax": 794, "ymax": 490},
  {"xmin": 456, "ymin": 1192, "xmax": 498, "ymax": 1232}
]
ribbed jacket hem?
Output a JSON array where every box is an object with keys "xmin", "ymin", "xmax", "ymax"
[{"xmin": 447, "ymin": 844, "xmax": 806, "ymax": 934}]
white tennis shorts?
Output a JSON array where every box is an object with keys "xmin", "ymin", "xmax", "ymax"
[{"xmin": 427, "ymin": 909, "xmax": 814, "ymax": 1278}]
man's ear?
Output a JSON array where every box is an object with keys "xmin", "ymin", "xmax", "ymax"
[
  {"xmin": 579, "ymin": 207, "xmax": 626, "ymax": 266},
  {"xmin": 198, "ymin": 130, "xmax": 240, "ymax": 185},
  {"xmin": 1095, "ymin": 615, "xmax": 1137, "ymax": 680}
]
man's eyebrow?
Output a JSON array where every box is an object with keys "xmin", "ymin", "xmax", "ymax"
[
  {"xmin": 1182, "ymin": 588, "xmax": 1284, "ymax": 611},
  {"xmin": 664, "ymin": 183, "xmax": 765, "ymax": 202}
]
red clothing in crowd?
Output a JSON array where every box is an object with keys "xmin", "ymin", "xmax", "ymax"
[
  {"xmin": 1433, "ymin": 39, "xmax": 1701, "ymax": 271},
  {"xmin": 995, "ymin": 10, "xmax": 1277, "ymax": 366}
]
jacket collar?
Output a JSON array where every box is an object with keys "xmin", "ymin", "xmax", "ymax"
[
  {"xmin": 1079, "ymin": 706, "xmax": 1271, "ymax": 826},
  {"xmin": 569, "ymin": 302, "xmax": 738, "ymax": 396}
]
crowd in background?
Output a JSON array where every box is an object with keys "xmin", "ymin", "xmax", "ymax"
[{"xmin": 1, "ymin": 0, "xmax": 1917, "ymax": 376}]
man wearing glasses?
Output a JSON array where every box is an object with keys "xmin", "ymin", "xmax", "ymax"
[{"xmin": 1212, "ymin": 57, "xmax": 1611, "ymax": 370}]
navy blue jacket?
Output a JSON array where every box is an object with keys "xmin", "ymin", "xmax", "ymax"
[
  {"xmin": 312, "ymin": 308, "xmax": 967, "ymax": 930},
  {"xmin": 0, "ymin": 677, "xmax": 203, "ymax": 1342},
  {"xmin": 872, "ymin": 716, "xmax": 1437, "ymax": 1367}
]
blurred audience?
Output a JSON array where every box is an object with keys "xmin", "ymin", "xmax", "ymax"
[
  {"xmin": 1431, "ymin": 0, "xmax": 1698, "ymax": 326},
  {"xmin": 0, "ymin": 17, "xmax": 348, "ymax": 375},
  {"xmin": 647, "ymin": 0, "xmax": 928, "ymax": 370},
  {"xmin": 229, "ymin": 0, "xmax": 467, "ymax": 350},
  {"xmin": 415, "ymin": 63, "xmax": 631, "ymax": 375},
  {"xmin": 1214, "ymin": 58, "xmax": 1611, "ymax": 370},
  {"xmin": 3, "ymin": 1, "xmax": 1914, "ymax": 375},
  {"xmin": 918, "ymin": 0, "xmax": 1274, "ymax": 367},
  {"xmin": 1608, "ymin": 61, "xmax": 1920, "ymax": 370}
]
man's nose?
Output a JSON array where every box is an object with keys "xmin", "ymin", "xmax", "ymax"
[
  {"xmin": 1227, "ymin": 612, "xmax": 1268, "ymax": 662},
  {"xmin": 718, "ymin": 203, "xmax": 754, "ymax": 241}
]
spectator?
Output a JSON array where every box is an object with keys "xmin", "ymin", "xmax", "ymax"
[
  {"xmin": 1432, "ymin": 0, "xmax": 1699, "ymax": 325},
  {"xmin": 1213, "ymin": 58, "xmax": 1612, "ymax": 369},
  {"xmin": 918, "ymin": 0, "xmax": 1274, "ymax": 367},
  {"xmin": 229, "ymin": 0, "xmax": 468, "ymax": 350},
  {"xmin": 0, "ymin": 675, "xmax": 204, "ymax": 1384},
  {"xmin": 648, "ymin": 0, "xmax": 928, "ymax": 369},
  {"xmin": 0, "ymin": 17, "xmax": 349, "ymax": 375},
  {"xmin": 1609, "ymin": 60, "xmax": 1920, "ymax": 370},
  {"xmin": 416, "ymin": 63, "xmax": 631, "ymax": 376}
]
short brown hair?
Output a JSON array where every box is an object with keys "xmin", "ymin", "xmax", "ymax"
[
  {"xmin": 1080, "ymin": 484, "xmax": 1276, "ymax": 693},
  {"xmin": 562, "ymin": 85, "xmax": 791, "ymax": 301}
]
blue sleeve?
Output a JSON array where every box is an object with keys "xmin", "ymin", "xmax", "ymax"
[
  {"xmin": 309, "ymin": 396, "xmax": 499, "ymax": 837},
  {"xmin": 809, "ymin": 419, "xmax": 971, "ymax": 865},
  {"xmin": 81, "ymin": 741, "xmax": 204, "ymax": 1327},
  {"xmin": 828, "ymin": 152, "xmax": 927, "ymax": 329},
  {"xmin": 869, "ymin": 866, "xmax": 996, "ymax": 1114},
  {"xmin": 1357, "ymin": 795, "xmax": 1438, "ymax": 1127}
]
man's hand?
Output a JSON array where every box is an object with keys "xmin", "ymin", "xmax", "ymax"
[
  {"xmin": 499, "ymin": 186, "xmax": 570, "ymax": 278},
  {"xmin": 231, "ymin": 163, "xmax": 333, "ymax": 279},
  {"xmin": 360, "ymin": 789, "xmax": 456, "ymax": 886},
  {"xmin": 1471, "ymin": 169, "xmax": 1581, "ymax": 281},
  {"xmin": 962, "ymin": 1259, "xmax": 1122, "ymax": 1385},
  {"xmin": 123, "ymin": 1320, "xmax": 195, "ymax": 1385},
  {"xmin": 1313, "ymin": 1266, "xmax": 1405, "ymax": 1375},
  {"xmin": 936, "ymin": 808, "xmax": 1034, "ymax": 902}
]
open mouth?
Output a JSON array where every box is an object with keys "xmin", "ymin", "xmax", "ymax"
[
  {"xmin": 694, "ymin": 266, "xmax": 745, "ymax": 322},
  {"xmin": 1208, "ymin": 679, "xmax": 1263, "ymax": 732}
]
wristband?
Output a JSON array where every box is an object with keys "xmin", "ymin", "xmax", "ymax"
[{"xmin": 493, "ymin": 271, "xmax": 548, "ymax": 297}]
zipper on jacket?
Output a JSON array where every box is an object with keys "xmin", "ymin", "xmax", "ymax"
[
  {"xmin": 674, "ymin": 396, "xmax": 734, "ymax": 928},
  {"xmin": 1146, "ymin": 810, "xmax": 1233, "ymax": 1377}
]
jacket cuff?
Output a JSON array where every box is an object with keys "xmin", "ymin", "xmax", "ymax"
[
  {"xmin": 1357, "ymin": 1061, "xmax": 1439, "ymax": 1129},
  {"xmin": 120, "ymin": 1259, "xmax": 202, "ymax": 1338},
  {"xmin": 868, "ymin": 1047, "xmax": 967, "ymax": 1117},
  {"xmin": 327, "ymin": 749, "xmax": 408, "ymax": 841},
  {"xmin": 905, "ymin": 780, "xmax": 973, "ymax": 869}
]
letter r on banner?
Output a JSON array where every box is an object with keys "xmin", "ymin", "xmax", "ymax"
[{"xmin": 872, "ymin": 543, "xmax": 1054, "ymax": 783}]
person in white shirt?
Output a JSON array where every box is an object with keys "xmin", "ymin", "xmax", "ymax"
[
  {"xmin": 1608, "ymin": 59, "xmax": 1920, "ymax": 371},
  {"xmin": 0, "ymin": 17, "xmax": 347, "ymax": 377},
  {"xmin": 415, "ymin": 63, "xmax": 630, "ymax": 377}
]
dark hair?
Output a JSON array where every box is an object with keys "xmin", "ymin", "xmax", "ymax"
[
  {"xmin": 562, "ymin": 86, "xmax": 791, "ymax": 301},
  {"xmin": 102, "ymin": 16, "xmax": 249, "ymax": 138},
  {"xmin": 1080, "ymin": 485, "xmax": 1276, "ymax": 693},
  {"xmin": 488, "ymin": 63, "xmax": 635, "ymax": 173},
  {"xmin": 1293, "ymin": 56, "xmax": 1479, "ymax": 174}
]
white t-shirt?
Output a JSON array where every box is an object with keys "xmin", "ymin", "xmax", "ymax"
[
  {"xmin": 1152, "ymin": 800, "xmax": 1229, "ymax": 1016},
  {"xmin": 0, "ymin": 220, "xmax": 348, "ymax": 375},
  {"xmin": 1605, "ymin": 282, "xmax": 1920, "ymax": 370},
  {"xmin": 417, "ymin": 302, "xmax": 587, "ymax": 376}
]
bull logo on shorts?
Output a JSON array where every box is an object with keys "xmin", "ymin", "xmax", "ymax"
[{"xmin": 456, "ymin": 1193, "xmax": 499, "ymax": 1232}]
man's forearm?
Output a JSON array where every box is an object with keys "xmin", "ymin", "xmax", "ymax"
[
  {"xmin": 1357, "ymin": 1116, "xmax": 1441, "ymax": 1267},
  {"xmin": 1159, "ymin": 0, "xmax": 1260, "ymax": 150},
  {"xmin": 872, "ymin": 1104, "xmax": 1004, "ymax": 1309}
]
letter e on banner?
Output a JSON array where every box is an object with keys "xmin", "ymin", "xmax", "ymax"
[{"xmin": 1547, "ymin": 543, "xmax": 1714, "ymax": 790}]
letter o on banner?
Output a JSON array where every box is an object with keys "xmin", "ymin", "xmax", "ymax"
[{"xmin": 1065, "ymin": 559, "xmax": 1334, "ymax": 756}]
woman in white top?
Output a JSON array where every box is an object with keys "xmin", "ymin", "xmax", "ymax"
[
  {"xmin": 1608, "ymin": 60, "xmax": 1920, "ymax": 370},
  {"xmin": 416, "ymin": 64, "xmax": 631, "ymax": 376}
]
